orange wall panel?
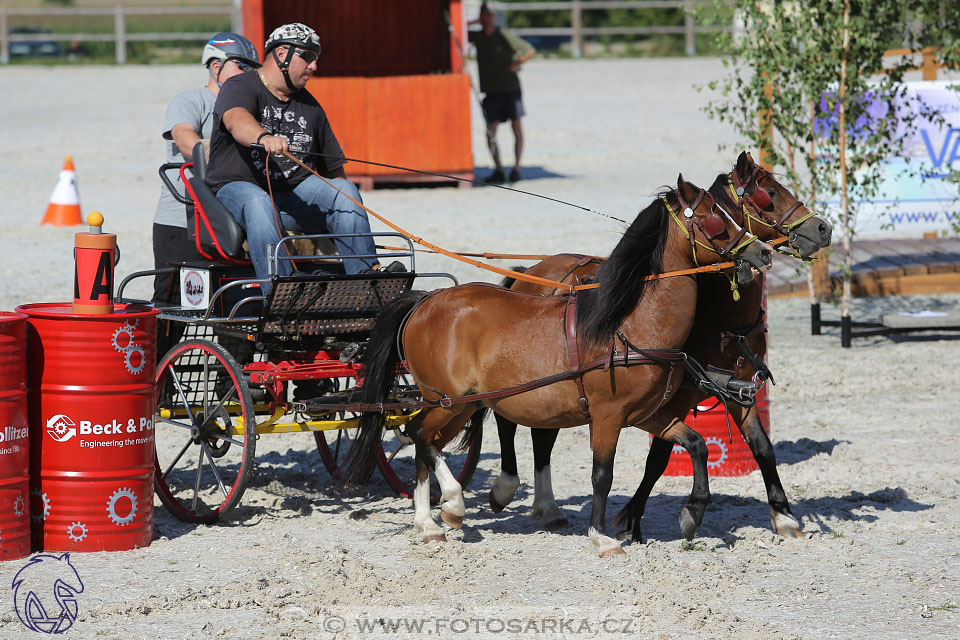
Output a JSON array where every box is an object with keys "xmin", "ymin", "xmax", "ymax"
[{"xmin": 306, "ymin": 75, "xmax": 473, "ymax": 179}]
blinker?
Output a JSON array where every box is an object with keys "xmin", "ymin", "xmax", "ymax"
[
  {"xmin": 701, "ymin": 212, "xmax": 726, "ymax": 238},
  {"xmin": 750, "ymin": 187, "xmax": 772, "ymax": 209}
]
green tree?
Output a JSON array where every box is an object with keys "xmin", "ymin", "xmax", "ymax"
[{"xmin": 701, "ymin": 0, "xmax": 960, "ymax": 346}]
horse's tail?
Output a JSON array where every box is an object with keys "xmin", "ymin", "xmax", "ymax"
[
  {"xmin": 455, "ymin": 407, "xmax": 487, "ymax": 454},
  {"xmin": 341, "ymin": 290, "xmax": 427, "ymax": 486},
  {"xmin": 498, "ymin": 265, "xmax": 528, "ymax": 289}
]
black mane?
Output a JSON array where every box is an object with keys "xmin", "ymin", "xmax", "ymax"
[
  {"xmin": 575, "ymin": 189, "xmax": 673, "ymax": 345},
  {"xmin": 708, "ymin": 170, "xmax": 742, "ymax": 222}
]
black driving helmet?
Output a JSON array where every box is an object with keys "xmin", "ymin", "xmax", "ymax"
[{"xmin": 264, "ymin": 23, "xmax": 322, "ymax": 91}]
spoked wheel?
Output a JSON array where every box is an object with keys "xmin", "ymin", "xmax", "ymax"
[
  {"xmin": 377, "ymin": 421, "xmax": 482, "ymax": 505},
  {"xmin": 154, "ymin": 339, "xmax": 256, "ymax": 523}
]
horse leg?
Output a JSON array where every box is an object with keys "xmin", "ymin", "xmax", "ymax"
[
  {"xmin": 489, "ymin": 414, "xmax": 521, "ymax": 513},
  {"xmin": 737, "ymin": 405, "xmax": 803, "ymax": 538},
  {"xmin": 412, "ymin": 443, "xmax": 446, "ymax": 542},
  {"xmin": 529, "ymin": 428, "xmax": 568, "ymax": 530},
  {"xmin": 409, "ymin": 406, "xmax": 470, "ymax": 542},
  {"xmin": 435, "ymin": 451, "xmax": 466, "ymax": 529},
  {"xmin": 658, "ymin": 418, "xmax": 711, "ymax": 541},
  {"xmin": 613, "ymin": 435, "xmax": 673, "ymax": 542},
  {"xmin": 587, "ymin": 425, "xmax": 626, "ymax": 557}
]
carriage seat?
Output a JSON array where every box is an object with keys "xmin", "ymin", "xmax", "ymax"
[
  {"xmin": 185, "ymin": 140, "xmax": 247, "ymax": 261},
  {"xmin": 185, "ymin": 140, "xmax": 340, "ymax": 266}
]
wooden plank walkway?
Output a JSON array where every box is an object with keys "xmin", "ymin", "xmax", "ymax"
[{"xmin": 766, "ymin": 237, "xmax": 960, "ymax": 298}]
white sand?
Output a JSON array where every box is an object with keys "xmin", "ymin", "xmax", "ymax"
[{"xmin": 1, "ymin": 60, "xmax": 958, "ymax": 639}]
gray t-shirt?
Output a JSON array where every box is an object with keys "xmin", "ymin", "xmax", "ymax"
[{"xmin": 153, "ymin": 87, "xmax": 217, "ymax": 228}]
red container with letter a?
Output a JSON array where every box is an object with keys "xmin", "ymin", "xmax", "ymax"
[
  {"xmin": 18, "ymin": 303, "xmax": 158, "ymax": 552},
  {"xmin": 0, "ymin": 312, "xmax": 30, "ymax": 561}
]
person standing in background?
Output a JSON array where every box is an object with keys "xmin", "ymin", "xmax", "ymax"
[{"xmin": 468, "ymin": 2, "xmax": 536, "ymax": 184}]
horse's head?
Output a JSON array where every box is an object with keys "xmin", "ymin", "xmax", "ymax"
[
  {"xmin": 723, "ymin": 151, "xmax": 832, "ymax": 258},
  {"xmin": 676, "ymin": 173, "xmax": 772, "ymax": 285}
]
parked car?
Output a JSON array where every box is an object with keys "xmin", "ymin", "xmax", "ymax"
[{"xmin": 9, "ymin": 28, "xmax": 64, "ymax": 58}]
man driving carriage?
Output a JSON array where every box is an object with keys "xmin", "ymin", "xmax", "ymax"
[{"xmin": 204, "ymin": 22, "xmax": 383, "ymax": 291}]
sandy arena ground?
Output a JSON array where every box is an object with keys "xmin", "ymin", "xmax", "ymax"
[{"xmin": 1, "ymin": 59, "xmax": 959, "ymax": 639}]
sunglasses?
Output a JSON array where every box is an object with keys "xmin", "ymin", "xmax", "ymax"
[
  {"xmin": 293, "ymin": 47, "xmax": 320, "ymax": 64},
  {"xmin": 226, "ymin": 58, "xmax": 259, "ymax": 72}
]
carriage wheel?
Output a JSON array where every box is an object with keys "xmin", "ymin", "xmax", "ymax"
[
  {"xmin": 154, "ymin": 339, "xmax": 256, "ymax": 524},
  {"xmin": 313, "ymin": 414, "xmax": 374, "ymax": 482},
  {"xmin": 377, "ymin": 421, "xmax": 482, "ymax": 505}
]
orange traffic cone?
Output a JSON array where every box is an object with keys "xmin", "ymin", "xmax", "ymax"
[{"xmin": 42, "ymin": 155, "xmax": 83, "ymax": 226}]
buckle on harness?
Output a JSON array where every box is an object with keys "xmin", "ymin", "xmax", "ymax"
[
  {"xmin": 439, "ymin": 395, "xmax": 453, "ymax": 408},
  {"xmin": 578, "ymin": 396, "xmax": 590, "ymax": 414}
]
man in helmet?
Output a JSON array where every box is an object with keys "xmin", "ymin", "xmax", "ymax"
[
  {"xmin": 151, "ymin": 32, "xmax": 260, "ymax": 303},
  {"xmin": 205, "ymin": 22, "xmax": 382, "ymax": 289}
]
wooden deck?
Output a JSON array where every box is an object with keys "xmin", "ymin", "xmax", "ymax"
[{"xmin": 766, "ymin": 237, "xmax": 960, "ymax": 298}]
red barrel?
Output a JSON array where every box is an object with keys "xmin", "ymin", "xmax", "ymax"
[
  {"xmin": 661, "ymin": 277, "xmax": 771, "ymax": 477},
  {"xmin": 659, "ymin": 386, "xmax": 771, "ymax": 477},
  {"xmin": 18, "ymin": 303, "xmax": 158, "ymax": 552},
  {"xmin": 0, "ymin": 312, "xmax": 30, "ymax": 561}
]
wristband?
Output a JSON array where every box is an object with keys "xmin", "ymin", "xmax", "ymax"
[{"xmin": 256, "ymin": 131, "xmax": 270, "ymax": 144}]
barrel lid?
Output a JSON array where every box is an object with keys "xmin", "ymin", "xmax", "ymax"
[
  {"xmin": 15, "ymin": 302, "xmax": 159, "ymax": 320},
  {"xmin": 0, "ymin": 311, "xmax": 28, "ymax": 321}
]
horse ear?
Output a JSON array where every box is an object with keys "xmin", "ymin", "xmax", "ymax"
[
  {"xmin": 737, "ymin": 151, "xmax": 751, "ymax": 176},
  {"xmin": 676, "ymin": 173, "xmax": 697, "ymax": 205}
]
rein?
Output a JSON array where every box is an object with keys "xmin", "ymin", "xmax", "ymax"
[{"xmin": 276, "ymin": 150, "xmax": 751, "ymax": 292}]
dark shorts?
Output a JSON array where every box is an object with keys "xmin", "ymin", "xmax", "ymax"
[{"xmin": 482, "ymin": 91, "xmax": 525, "ymax": 124}]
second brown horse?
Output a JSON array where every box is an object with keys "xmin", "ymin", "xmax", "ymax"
[{"xmin": 489, "ymin": 152, "xmax": 832, "ymax": 541}]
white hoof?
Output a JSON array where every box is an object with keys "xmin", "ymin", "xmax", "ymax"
[
  {"xmin": 589, "ymin": 527, "xmax": 625, "ymax": 557},
  {"xmin": 531, "ymin": 500, "xmax": 568, "ymax": 530},
  {"xmin": 772, "ymin": 511, "xmax": 803, "ymax": 538},
  {"xmin": 490, "ymin": 473, "xmax": 521, "ymax": 512},
  {"xmin": 415, "ymin": 518, "xmax": 446, "ymax": 542}
]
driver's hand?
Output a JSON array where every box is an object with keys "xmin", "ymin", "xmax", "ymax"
[{"xmin": 261, "ymin": 134, "xmax": 289, "ymax": 155}]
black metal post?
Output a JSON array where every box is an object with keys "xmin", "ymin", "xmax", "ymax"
[
  {"xmin": 811, "ymin": 303, "xmax": 821, "ymax": 335},
  {"xmin": 841, "ymin": 314, "xmax": 852, "ymax": 348}
]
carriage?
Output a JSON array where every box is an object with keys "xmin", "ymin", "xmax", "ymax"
[{"xmin": 118, "ymin": 146, "xmax": 480, "ymax": 524}]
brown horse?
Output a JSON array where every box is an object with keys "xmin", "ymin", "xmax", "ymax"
[
  {"xmin": 344, "ymin": 175, "xmax": 773, "ymax": 555},
  {"xmin": 488, "ymin": 152, "xmax": 832, "ymax": 541}
]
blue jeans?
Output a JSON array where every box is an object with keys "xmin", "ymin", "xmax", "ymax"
[{"xmin": 217, "ymin": 176, "xmax": 378, "ymax": 287}]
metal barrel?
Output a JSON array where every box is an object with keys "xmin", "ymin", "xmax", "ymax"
[
  {"xmin": 17, "ymin": 303, "xmax": 158, "ymax": 552},
  {"xmin": 0, "ymin": 312, "xmax": 30, "ymax": 561},
  {"xmin": 659, "ymin": 388, "xmax": 771, "ymax": 477}
]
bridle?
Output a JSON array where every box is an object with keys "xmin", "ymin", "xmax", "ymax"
[
  {"xmin": 727, "ymin": 164, "xmax": 817, "ymax": 245},
  {"xmin": 667, "ymin": 187, "xmax": 758, "ymax": 268}
]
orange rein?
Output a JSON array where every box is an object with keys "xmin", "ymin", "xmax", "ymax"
[{"xmin": 280, "ymin": 151, "xmax": 787, "ymax": 292}]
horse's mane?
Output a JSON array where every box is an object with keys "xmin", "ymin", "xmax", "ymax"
[
  {"xmin": 708, "ymin": 170, "xmax": 741, "ymax": 220},
  {"xmin": 576, "ymin": 189, "xmax": 673, "ymax": 345}
]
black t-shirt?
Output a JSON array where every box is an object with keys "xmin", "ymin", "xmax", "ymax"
[{"xmin": 205, "ymin": 71, "xmax": 346, "ymax": 193}]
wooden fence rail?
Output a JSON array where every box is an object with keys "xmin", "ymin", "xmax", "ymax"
[
  {"xmin": 0, "ymin": 2, "xmax": 236, "ymax": 64},
  {"xmin": 1, "ymin": 1, "xmax": 726, "ymax": 64},
  {"xmin": 488, "ymin": 0, "xmax": 728, "ymax": 57}
]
